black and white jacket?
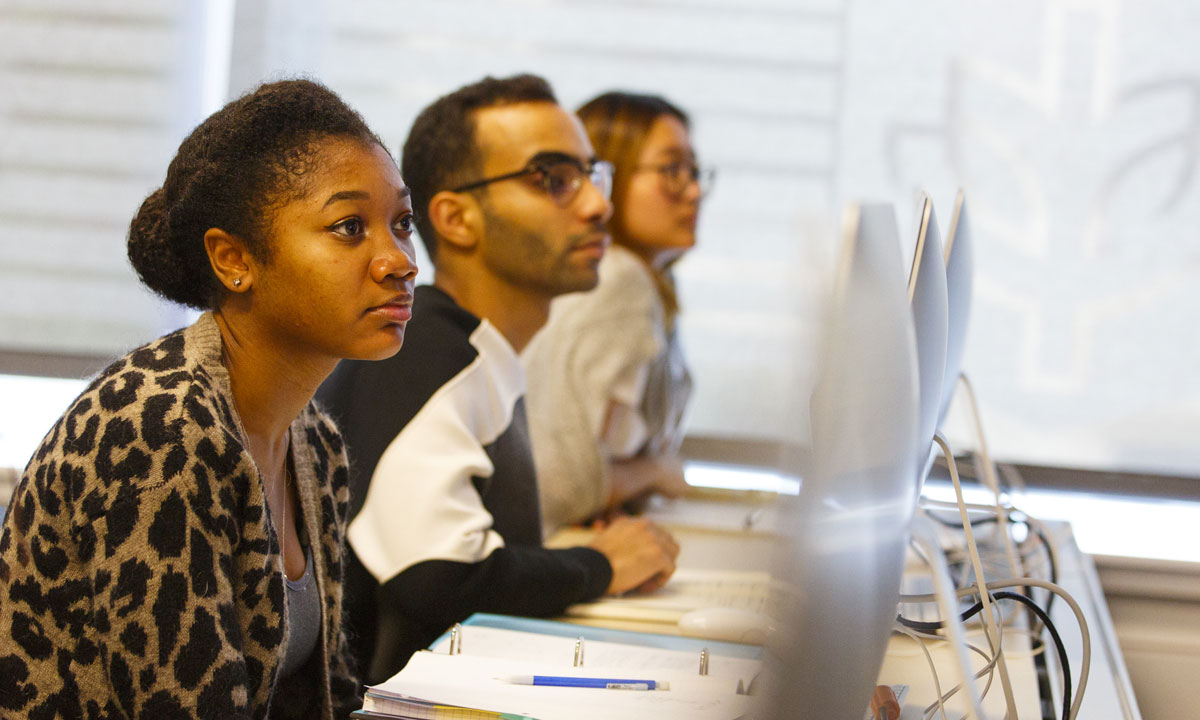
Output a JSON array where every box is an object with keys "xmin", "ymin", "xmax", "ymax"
[{"xmin": 319, "ymin": 285, "xmax": 612, "ymax": 683}]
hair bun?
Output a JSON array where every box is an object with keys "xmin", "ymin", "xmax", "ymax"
[{"xmin": 126, "ymin": 187, "xmax": 207, "ymax": 308}]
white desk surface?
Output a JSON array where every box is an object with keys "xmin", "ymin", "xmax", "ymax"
[{"xmin": 551, "ymin": 490, "xmax": 1143, "ymax": 719}]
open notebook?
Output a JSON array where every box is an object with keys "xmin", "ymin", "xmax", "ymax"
[{"xmin": 360, "ymin": 620, "xmax": 762, "ymax": 720}]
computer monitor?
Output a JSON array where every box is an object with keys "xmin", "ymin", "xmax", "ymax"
[
  {"xmin": 938, "ymin": 189, "xmax": 973, "ymax": 428},
  {"xmin": 909, "ymin": 191, "xmax": 949, "ymax": 488},
  {"xmin": 764, "ymin": 202, "xmax": 920, "ymax": 719}
]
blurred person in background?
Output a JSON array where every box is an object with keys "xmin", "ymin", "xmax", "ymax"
[{"xmin": 524, "ymin": 91, "xmax": 713, "ymax": 533}]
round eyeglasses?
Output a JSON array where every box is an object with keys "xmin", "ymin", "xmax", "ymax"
[
  {"xmin": 451, "ymin": 152, "xmax": 614, "ymax": 208},
  {"xmin": 634, "ymin": 160, "xmax": 716, "ymax": 198}
]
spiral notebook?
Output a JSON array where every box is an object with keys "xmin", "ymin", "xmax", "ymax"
[{"xmin": 358, "ymin": 615, "xmax": 762, "ymax": 720}]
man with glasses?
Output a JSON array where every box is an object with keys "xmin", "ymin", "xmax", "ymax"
[{"xmin": 319, "ymin": 74, "xmax": 680, "ymax": 683}]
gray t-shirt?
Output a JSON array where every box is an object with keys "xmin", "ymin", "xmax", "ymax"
[{"xmin": 279, "ymin": 546, "xmax": 320, "ymax": 679}]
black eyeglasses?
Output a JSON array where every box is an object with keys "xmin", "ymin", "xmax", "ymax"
[
  {"xmin": 451, "ymin": 152, "xmax": 614, "ymax": 207},
  {"xmin": 635, "ymin": 160, "xmax": 716, "ymax": 197}
]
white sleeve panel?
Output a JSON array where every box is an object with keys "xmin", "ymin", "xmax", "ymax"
[{"xmin": 348, "ymin": 320, "xmax": 526, "ymax": 584}]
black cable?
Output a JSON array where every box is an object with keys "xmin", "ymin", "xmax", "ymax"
[
  {"xmin": 996, "ymin": 592, "xmax": 1070, "ymax": 720},
  {"xmin": 926, "ymin": 511, "xmax": 1001, "ymax": 529},
  {"xmin": 924, "ymin": 508, "xmax": 1060, "ymax": 633},
  {"xmin": 897, "ymin": 591, "xmax": 1072, "ymax": 720}
]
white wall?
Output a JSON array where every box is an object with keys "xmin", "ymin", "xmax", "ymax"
[{"xmin": 1097, "ymin": 556, "xmax": 1200, "ymax": 719}]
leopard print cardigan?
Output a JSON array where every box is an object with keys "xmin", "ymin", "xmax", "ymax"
[{"xmin": 0, "ymin": 313, "xmax": 361, "ymax": 719}]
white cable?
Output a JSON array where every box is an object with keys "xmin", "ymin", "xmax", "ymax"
[
  {"xmin": 919, "ymin": 498, "xmax": 1029, "ymax": 587},
  {"xmin": 957, "ymin": 374, "xmax": 1023, "ymax": 579},
  {"xmin": 934, "ymin": 434, "xmax": 1020, "ymax": 719},
  {"xmin": 920, "ymin": 497, "xmax": 1013, "ymax": 516},
  {"xmin": 996, "ymin": 462, "xmax": 1029, "ymax": 500},
  {"xmin": 893, "ymin": 625, "xmax": 951, "ymax": 720},
  {"xmin": 912, "ymin": 626, "xmax": 1001, "ymax": 718},
  {"xmin": 972, "ymin": 599, "xmax": 1005, "ymax": 706},
  {"xmin": 956, "ymin": 598, "xmax": 1004, "ymax": 715},
  {"xmin": 900, "ymin": 577, "xmax": 1092, "ymax": 720},
  {"xmin": 909, "ymin": 498, "xmax": 1084, "ymax": 718},
  {"xmin": 910, "ymin": 514, "xmax": 989, "ymax": 719},
  {"xmin": 1017, "ymin": 537, "xmax": 1050, "ymax": 580},
  {"xmin": 1022, "ymin": 515, "xmax": 1064, "ymax": 605},
  {"xmin": 898, "ymin": 626, "xmax": 999, "ymax": 720},
  {"xmin": 918, "ymin": 498, "xmax": 1061, "ymax": 612},
  {"xmin": 941, "ymin": 640, "xmax": 998, "ymax": 720}
]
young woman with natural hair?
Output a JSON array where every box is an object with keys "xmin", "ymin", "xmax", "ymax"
[
  {"xmin": 0, "ymin": 79, "xmax": 417, "ymax": 718},
  {"xmin": 523, "ymin": 91, "xmax": 714, "ymax": 532}
]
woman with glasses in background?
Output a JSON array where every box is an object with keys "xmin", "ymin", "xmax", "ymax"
[{"xmin": 523, "ymin": 91, "xmax": 714, "ymax": 533}]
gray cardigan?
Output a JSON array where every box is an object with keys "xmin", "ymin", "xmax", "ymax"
[{"xmin": 522, "ymin": 245, "xmax": 693, "ymax": 532}]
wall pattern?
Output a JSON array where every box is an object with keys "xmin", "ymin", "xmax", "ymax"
[{"xmin": 840, "ymin": 0, "xmax": 1200, "ymax": 476}]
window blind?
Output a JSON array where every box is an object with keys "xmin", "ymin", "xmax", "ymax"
[
  {"xmin": 0, "ymin": 0, "xmax": 203, "ymax": 361},
  {"xmin": 227, "ymin": 0, "xmax": 847, "ymax": 445},
  {"xmin": 7, "ymin": 0, "xmax": 1200, "ymax": 478}
]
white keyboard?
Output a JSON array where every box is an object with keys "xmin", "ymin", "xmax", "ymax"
[{"xmin": 565, "ymin": 568, "xmax": 783, "ymax": 623}]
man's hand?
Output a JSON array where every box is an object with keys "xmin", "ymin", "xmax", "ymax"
[{"xmin": 588, "ymin": 516, "xmax": 680, "ymax": 595}]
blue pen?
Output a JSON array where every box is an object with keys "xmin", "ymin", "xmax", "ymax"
[{"xmin": 497, "ymin": 675, "xmax": 670, "ymax": 691}]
